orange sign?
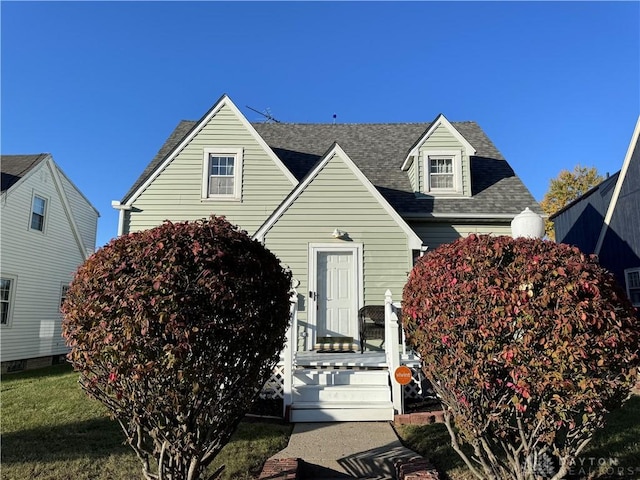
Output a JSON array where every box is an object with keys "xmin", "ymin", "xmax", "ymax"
[{"xmin": 394, "ymin": 366, "xmax": 413, "ymax": 385}]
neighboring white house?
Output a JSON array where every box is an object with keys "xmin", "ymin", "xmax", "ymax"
[{"xmin": 1, "ymin": 154, "xmax": 99, "ymax": 372}]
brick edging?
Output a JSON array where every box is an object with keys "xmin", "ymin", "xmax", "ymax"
[
  {"xmin": 394, "ymin": 410, "xmax": 445, "ymax": 425},
  {"xmin": 396, "ymin": 458, "xmax": 441, "ymax": 480},
  {"xmin": 258, "ymin": 458, "xmax": 299, "ymax": 480}
]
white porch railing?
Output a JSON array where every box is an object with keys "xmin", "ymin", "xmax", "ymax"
[
  {"xmin": 281, "ymin": 287, "xmax": 298, "ymax": 417},
  {"xmin": 384, "ymin": 289, "xmax": 403, "ymax": 414}
]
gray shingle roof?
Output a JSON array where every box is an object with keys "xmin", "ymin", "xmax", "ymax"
[
  {"xmin": 122, "ymin": 120, "xmax": 541, "ymax": 217},
  {"xmin": 1, "ymin": 154, "xmax": 49, "ymax": 192}
]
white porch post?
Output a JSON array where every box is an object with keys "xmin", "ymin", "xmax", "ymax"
[
  {"xmin": 282, "ymin": 288, "xmax": 298, "ymax": 418},
  {"xmin": 385, "ymin": 289, "xmax": 403, "ymax": 414}
]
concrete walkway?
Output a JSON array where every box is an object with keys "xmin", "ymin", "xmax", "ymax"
[{"xmin": 270, "ymin": 422, "xmax": 422, "ymax": 479}]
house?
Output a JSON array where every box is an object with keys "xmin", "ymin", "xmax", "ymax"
[
  {"xmin": 114, "ymin": 94, "xmax": 541, "ymax": 421},
  {"xmin": 551, "ymin": 116, "xmax": 640, "ymax": 308},
  {"xmin": 1, "ymin": 154, "xmax": 100, "ymax": 372}
]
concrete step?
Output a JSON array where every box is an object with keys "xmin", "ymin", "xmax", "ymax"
[
  {"xmin": 289, "ymin": 401, "xmax": 395, "ymax": 422},
  {"xmin": 293, "ymin": 385, "xmax": 391, "ymax": 403},
  {"xmin": 294, "ymin": 369, "xmax": 389, "ymax": 386}
]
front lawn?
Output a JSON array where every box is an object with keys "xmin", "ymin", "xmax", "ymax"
[
  {"xmin": 1, "ymin": 364, "xmax": 291, "ymax": 480},
  {"xmin": 396, "ymin": 394, "xmax": 640, "ymax": 480}
]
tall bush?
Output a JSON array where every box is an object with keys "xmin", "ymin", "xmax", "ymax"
[
  {"xmin": 62, "ymin": 216, "xmax": 292, "ymax": 480},
  {"xmin": 402, "ymin": 234, "xmax": 639, "ymax": 480}
]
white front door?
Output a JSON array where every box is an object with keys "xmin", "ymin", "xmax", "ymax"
[{"xmin": 317, "ymin": 251, "xmax": 356, "ymax": 338}]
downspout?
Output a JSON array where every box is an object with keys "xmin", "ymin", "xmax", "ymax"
[{"xmin": 111, "ymin": 200, "xmax": 132, "ymax": 237}]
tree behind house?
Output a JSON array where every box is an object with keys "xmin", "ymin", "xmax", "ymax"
[{"xmin": 541, "ymin": 164, "xmax": 603, "ymax": 240}]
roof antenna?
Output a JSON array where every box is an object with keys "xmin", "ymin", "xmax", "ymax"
[
  {"xmin": 333, "ymin": 113, "xmax": 337, "ymax": 124},
  {"xmin": 246, "ymin": 105, "xmax": 281, "ymax": 123}
]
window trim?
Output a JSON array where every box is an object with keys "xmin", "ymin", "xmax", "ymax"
[
  {"xmin": 423, "ymin": 150, "xmax": 463, "ymax": 195},
  {"xmin": 201, "ymin": 147, "xmax": 243, "ymax": 201},
  {"xmin": 624, "ymin": 267, "xmax": 640, "ymax": 307},
  {"xmin": 30, "ymin": 193, "xmax": 48, "ymax": 232},
  {"xmin": 60, "ymin": 283, "xmax": 70, "ymax": 310},
  {"xmin": 1, "ymin": 274, "xmax": 17, "ymax": 327}
]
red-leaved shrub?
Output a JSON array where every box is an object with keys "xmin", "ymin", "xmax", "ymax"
[
  {"xmin": 62, "ymin": 216, "xmax": 292, "ymax": 480},
  {"xmin": 402, "ymin": 234, "xmax": 639, "ymax": 480}
]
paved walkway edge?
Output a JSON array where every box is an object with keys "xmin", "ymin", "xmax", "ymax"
[{"xmin": 258, "ymin": 457, "xmax": 443, "ymax": 480}]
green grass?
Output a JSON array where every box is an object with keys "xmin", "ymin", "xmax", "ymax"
[
  {"xmin": 396, "ymin": 395, "xmax": 640, "ymax": 480},
  {"xmin": 1, "ymin": 365, "xmax": 291, "ymax": 480}
]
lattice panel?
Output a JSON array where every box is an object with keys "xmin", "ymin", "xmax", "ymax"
[
  {"xmin": 403, "ymin": 365, "xmax": 435, "ymax": 400},
  {"xmin": 260, "ymin": 363, "xmax": 285, "ymax": 399}
]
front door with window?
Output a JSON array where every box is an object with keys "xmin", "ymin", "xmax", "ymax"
[{"xmin": 317, "ymin": 251, "xmax": 356, "ymax": 338}]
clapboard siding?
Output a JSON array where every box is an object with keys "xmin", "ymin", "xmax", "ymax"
[
  {"xmin": 407, "ymin": 160, "xmax": 417, "ymax": 191},
  {"xmin": 125, "ymin": 104, "xmax": 294, "ymax": 236},
  {"xmin": 594, "ymin": 135, "xmax": 640, "ymax": 286},
  {"xmin": 264, "ymin": 152, "xmax": 411, "ymax": 331},
  {"xmin": 409, "ymin": 221, "xmax": 512, "ymax": 251},
  {"xmin": 58, "ymin": 170, "xmax": 99, "ymax": 255},
  {"xmin": 1, "ymin": 159, "xmax": 97, "ymax": 363}
]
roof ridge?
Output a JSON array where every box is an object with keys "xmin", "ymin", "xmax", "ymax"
[{"xmin": 251, "ymin": 121, "xmax": 478, "ymax": 126}]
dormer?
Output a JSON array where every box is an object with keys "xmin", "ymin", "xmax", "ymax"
[{"xmin": 401, "ymin": 114, "xmax": 476, "ymax": 198}]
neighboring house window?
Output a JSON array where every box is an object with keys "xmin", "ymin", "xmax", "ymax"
[
  {"xmin": 424, "ymin": 151, "xmax": 462, "ymax": 194},
  {"xmin": 624, "ymin": 268, "xmax": 640, "ymax": 307},
  {"xmin": 0, "ymin": 276, "xmax": 16, "ymax": 325},
  {"xmin": 202, "ymin": 148, "xmax": 243, "ymax": 200},
  {"xmin": 60, "ymin": 284, "xmax": 70, "ymax": 309},
  {"xmin": 31, "ymin": 195, "xmax": 47, "ymax": 231}
]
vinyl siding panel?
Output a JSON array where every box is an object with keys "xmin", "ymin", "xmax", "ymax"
[
  {"xmin": 264, "ymin": 152, "xmax": 411, "ymax": 343},
  {"xmin": 552, "ymin": 174, "xmax": 618, "ymax": 254},
  {"xmin": 598, "ymin": 138, "xmax": 640, "ymax": 285},
  {"xmin": 58, "ymin": 169, "xmax": 99, "ymax": 255},
  {"xmin": 407, "ymin": 159, "xmax": 417, "ymax": 191},
  {"xmin": 126, "ymin": 104, "xmax": 295, "ymax": 236},
  {"xmin": 0, "ymin": 161, "xmax": 90, "ymax": 362},
  {"xmin": 416, "ymin": 124, "xmax": 472, "ymax": 196},
  {"xmin": 409, "ymin": 221, "xmax": 512, "ymax": 251}
]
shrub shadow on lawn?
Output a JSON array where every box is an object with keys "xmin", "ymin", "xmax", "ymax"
[
  {"xmin": 576, "ymin": 395, "xmax": 640, "ymax": 477},
  {"xmin": 2, "ymin": 414, "xmax": 290, "ymax": 467},
  {"xmin": 1, "ymin": 416, "xmax": 130, "ymax": 465}
]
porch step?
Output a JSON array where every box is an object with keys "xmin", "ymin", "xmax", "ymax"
[
  {"xmin": 289, "ymin": 401, "xmax": 395, "ymax": 422},
  {"xmin": 293, "ymin": 384, "xmax": 391, "ymax": 403},
  {"xmin": 289, "ymin": 368, "xmax": 394, "ymax": 422},
  {"xmin": 293, "ymin": 369, "xmax": 389, "ymax": 386}
]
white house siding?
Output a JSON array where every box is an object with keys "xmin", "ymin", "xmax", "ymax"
[
  {"xmin": 125, "ymin": 104, "xmax": 295, "ymax": 237},
  {"xmin": 1, "ymin": 161, "xmax": 91, "ymax": 363},
  {"xmin": 263, "ymin": 152, "xmax": 412, "ymax": 339},
  {"xmin": 409, "ymin": 221, "xmax": 512, "ymax": 251},
  {"xmin": 58, "ymin": 169, "xmax": 99, "ymax": 254},
  {"xmin": 417, "ymin": 124, "xmax": 472, "ymax": 196}
]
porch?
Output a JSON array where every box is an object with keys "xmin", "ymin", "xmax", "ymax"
[{"xmin": 260, "ymin": 290, "xmax": 432, "ymax": 422}]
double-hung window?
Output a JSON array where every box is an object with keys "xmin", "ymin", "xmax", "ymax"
[
  {"xmin": 624, "ymin": 268, "xmax": 640, "ymax": 307},
  {"xmin": 31, "ymin": 195, "xmax": 47, "ymax": 231},
  {"xmin": 1, "ymin": 276, "xmax": 16, "ymax": 326},
  {"xmin": 202, "ymin": 148, "xmax": 243, "ymax": 200},
  {"xmin": 424, "ymin": 151, "xmax": 462, "ymax": 195},
  {"xmin": 429, "ymin": 157, "xmax": 454, "ymax": 190}
]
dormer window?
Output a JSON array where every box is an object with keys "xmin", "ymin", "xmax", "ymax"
[
  {"xmin": 424, "ymin": 151, "xmax": 462, "ymax": 194},
  {"xmin": 429, "ymin": 156, "xmax": 454, "ymax": 189},
  {"xmin": 202, "ymin": 147, "xmax": 243, "ymax": 201}
]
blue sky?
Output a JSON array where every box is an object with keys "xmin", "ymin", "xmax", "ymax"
[{"xmin": 2, "ymin": 1, "xmax": 639, "ymax": 249}]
